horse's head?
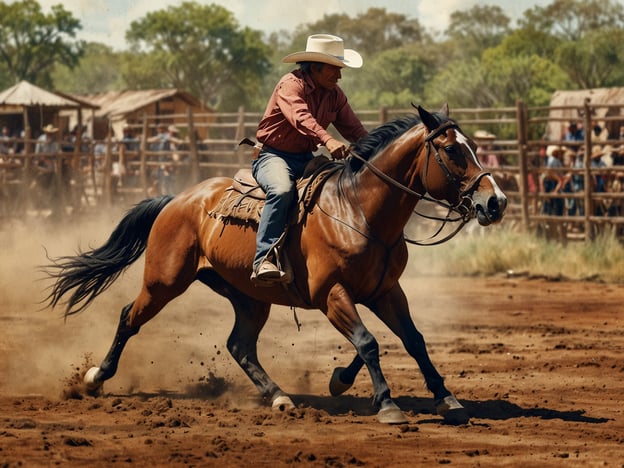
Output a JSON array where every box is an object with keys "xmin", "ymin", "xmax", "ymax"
[{"xmin": 416, "ymin": 104, "xmax": 507, "ymax": 226}]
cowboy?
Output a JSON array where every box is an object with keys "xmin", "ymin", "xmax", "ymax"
[{"xmin": 250, "ymin": 34, "xmax": 369, "ymax": 285}]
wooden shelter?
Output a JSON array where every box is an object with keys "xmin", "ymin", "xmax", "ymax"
[
  {"xmin": 0, "ymin": 80, "xmax": 97, "ymax": 140},
  {"xmin": 545, "ymin": 87, "xmax": 624, "ymax": 141},
  {"xmin": 65, "ymin": 89, "xmax": 214, "ymax": 140}
]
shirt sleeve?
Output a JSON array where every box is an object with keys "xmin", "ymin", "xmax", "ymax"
[
  {"xmin": 333, "ymin": 93, "xmax": 369, "ymax": 143},
  {"xmin": 274, "ymin": 79, "xmax": 333, "ymax": 147}
]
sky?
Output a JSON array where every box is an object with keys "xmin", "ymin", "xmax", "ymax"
[{"xmin": 22, "ymin": 0, "xmax": 556, "ymax": 51}]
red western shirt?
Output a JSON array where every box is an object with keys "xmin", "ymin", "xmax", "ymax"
[{"xmin": 256, "ymin": 69, "xmax": 368, "ymax": 154}]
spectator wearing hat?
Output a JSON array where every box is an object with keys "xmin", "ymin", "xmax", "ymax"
[
  {"xmin": 250, "ymin": 33, "xmax": 368, "ymax": 284},
  {"xmin": 35, "ymin": 124, "xmax": 59, "ymax": 155},
  {"xmin": 541, "ymin": 145, "xmax": 566, "ymax": 216},
  {"xmin": 474, "ymin": 130, "xmax": 499, "ymax": 168},
  {"xmin": 148, "ymin": 123, "xmax": 185, "ymax": 195}
]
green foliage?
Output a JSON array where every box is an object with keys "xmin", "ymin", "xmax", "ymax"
[
  {"xmin": 123, "ymin": 1, "xmax": 272, "ymax": 110},
  {"xmin": 52, "ymin": 42, "xmax": 124, "ymax": 94},
  {"xmin": 0, "ymin": 0, "xmax": 84, "ymax": 87},
  {"xmin": 6, "ymin": 0, "xmax": 623, "ymax": 113},
  {"xmin": 554, "ymin": 28, "xmax": 624, "ymax": 88},
  {"xmin": 445, "ymin": 4, "xmax": 511, "ymax": 59},
  {"xmin": 482, "ymin": 50, "xmax": 571, "ymax": 107},
  {"xmin": 519, "ymin": 0, "xmax": 624, "ymax": 41}
]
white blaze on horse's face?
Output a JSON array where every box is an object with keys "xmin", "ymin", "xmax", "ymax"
[
  {"xmin": 455, "ymin": 130, "xmax": 507, "ymax": 225},
  {"xmin": 455, "ymin": 131, "xmax": 481, "ymax": 168}
]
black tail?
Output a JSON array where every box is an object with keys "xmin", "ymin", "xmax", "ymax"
[{"xmin": 43, "ymin": 195, "xmax": 175, "ymax": 317}]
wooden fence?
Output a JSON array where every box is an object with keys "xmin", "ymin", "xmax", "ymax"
[{"xmin": 2, "ymin": 101, "xmax": 624, "ymax": 241}]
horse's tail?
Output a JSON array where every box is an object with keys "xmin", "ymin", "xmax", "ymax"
[{"xmin": 43, "ymin": 195, "xmax": 175, "ymax": 318}]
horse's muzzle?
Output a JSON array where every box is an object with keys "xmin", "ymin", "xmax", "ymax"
[
  {"xmin": 472, "ymin": 192, "xmax": 507, "ymax": 226},
  {"xmin": 471, "ymin": 176, "xmax": 507, "ymax": 226}
]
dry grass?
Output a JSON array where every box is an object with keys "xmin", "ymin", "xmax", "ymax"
[{"xmin": 406, "ymin": 223, "xmax": 624, "ymax": 283}]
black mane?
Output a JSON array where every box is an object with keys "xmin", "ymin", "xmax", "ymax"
[{"xmin": 349, "ymin": 111, "xmax": 447, "ymax": 172}]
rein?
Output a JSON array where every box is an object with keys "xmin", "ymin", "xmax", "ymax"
[{"xmin": 348, "ymin": 121, "xmax": 490, "ymax": 246}]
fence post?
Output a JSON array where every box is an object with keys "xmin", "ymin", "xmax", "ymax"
[
  {"xmin": 516, "ymin": 100, "xmax": 530, "ymax": 231},
  {"xmin": 583, "ymin": 98, "xmax": 593, "ymax": 240},
  {"xmin": 379, "ymin": 106, "xmax": 388, "ymax": 124},
  {"xmin": 139, "ymin": 115, "xmax": 149, "ymax": 197},
  {"xmin": 21, "ymin": 109, "xmax": 34, "ymax": 213},
  {"xmin": 235, "ymin": 105, "xmax": 247, "ymax": 167},
  {"xmin": 102, "ymin": 123, "xmax": 113, "ymax": 207},
  {"xmin": 187, "ymin": 106, "xmax": 200, "ymax": 184}
]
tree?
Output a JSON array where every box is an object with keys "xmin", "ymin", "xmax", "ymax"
[
  {"xmin": 124, "ymin": 2, "xmax": 272, "ymax": 110},
  {"xmin": 554, "ymin": 28, "xmax": 624, "ymax": 88},
  {"xmin": 519, "ymin": 0, "xmax": 624, "ymax": 89},
  {"xmin": 52, "ymin": 42, "xmax": 124, "ymax": 94},
  {"xmin": 350, "ymin": 45, "xmax": 437, "ymax": 109},
  {"xmin": 0, "ymin": 0, "xmax": 83, "ymax": 88},
  {"xmin": 290, "ymin": 8, "xmax": 427, "ymax": 59},
  {"xmin": 445, "ymin": 4, "xmax": 511, "ymax": 59},
  {"xmin": 519, "ymin": 0, "xmax": 624, "ymax": 41}
]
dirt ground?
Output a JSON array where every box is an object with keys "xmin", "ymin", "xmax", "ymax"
[{"xmin": 1, "ymin": 220, "xmax": 623, "ymax": 467}]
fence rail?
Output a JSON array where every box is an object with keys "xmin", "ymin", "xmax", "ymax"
[{"xmin": 2, "ymin": 101, "xmax": 624, "ymax": 241}]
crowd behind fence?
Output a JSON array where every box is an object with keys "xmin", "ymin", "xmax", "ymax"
[{"xmin": 2, "ymin": 101, "xmax": 624, "ymax": 242}]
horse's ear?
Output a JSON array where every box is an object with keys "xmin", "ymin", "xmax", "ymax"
[
  {"xmin": 417, "ymin": 105, "xmax": 439, "ymax": 132},
  {"xmin": 439, "ymin": 103, "xmax": 449, "ymax": 117}
]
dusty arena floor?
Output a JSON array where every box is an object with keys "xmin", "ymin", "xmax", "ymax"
[{"xmin": 1, "ymin": 222, "xmax": 623, "ymax": 466}]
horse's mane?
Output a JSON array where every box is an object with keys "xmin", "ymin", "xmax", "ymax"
[{"xmin": 349, "ymin": 110, "xmax": 447, "ymax": 172}]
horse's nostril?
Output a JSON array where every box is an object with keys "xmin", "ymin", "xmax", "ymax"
[{"xmin": 487, "ymin": 197, "xmax": 500, "ymax": 215}]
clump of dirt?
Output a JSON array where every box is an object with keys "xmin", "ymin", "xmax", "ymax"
[
  {"xmin": 61, "ymin": 353, "xmax": 101, "ymax": 399},
  {"xmin": 185, "ymin": 371, "xmax": 231, "ymax": 398}
]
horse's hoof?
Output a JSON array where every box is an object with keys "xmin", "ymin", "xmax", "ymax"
[
  {"xmin": 83, "ymin": 367, "xmax": 103, "ymax": 389},
  {"xmin": 272, "ymin": 395, "xmax": 295, "ymax": 412},
  {"xmin": 329, "ymin": 367, "xmax": 352, "ymax": 396},
  {"xmin": 436, "ymin": 395, "xmax": 470, "ymax": 425},
  {"xmin": 377, "ymin": 401, "xmax": 408, "ymax": 424}
]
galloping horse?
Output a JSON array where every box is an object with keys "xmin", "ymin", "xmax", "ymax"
[{"xmin": 45, "ymin": 105, "xmax": 506, "ymax": 424}]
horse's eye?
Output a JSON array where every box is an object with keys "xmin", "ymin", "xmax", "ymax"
[{"xmin": 444, "ymin": 145, "xmax": 455, "ymax": 154}]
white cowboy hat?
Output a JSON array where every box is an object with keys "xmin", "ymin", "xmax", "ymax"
[
  {"xmin": 546, "ymin": 145, "xmax": 564, "ymax": 157},
  {"xmin": 474, "ymin": 130, "xmax": 496, "ymax": 140},
  {"xmin": 283, "ymin": 34, "xmax": 363, "ymax": 68},
  {"xmin": 42, "ymin": 124, "xmax": 58, "ymax": 133}
]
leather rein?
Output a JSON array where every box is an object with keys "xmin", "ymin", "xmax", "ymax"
[{"xmin": 348, "ymin": 121, "xmax": 491, "ymax": 246}]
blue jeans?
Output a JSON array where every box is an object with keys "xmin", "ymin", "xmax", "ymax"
[{"xmin": 251, "ymin": 147, "xmax": 313, "ymax": 271}]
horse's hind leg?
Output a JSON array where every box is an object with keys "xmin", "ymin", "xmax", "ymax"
[
  {"xmin": 84, "ymin": 303, "xmax": 139, "ymax": 392},
  {"xmin": 196, "ymin": 269, "xmax": 293, "ymax": 411},
  {"xmin": 84, "ymin": 221, "xmax": 200, "ymax": 392}
]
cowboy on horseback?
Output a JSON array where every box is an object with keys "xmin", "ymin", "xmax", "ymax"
[{"xmin": 250, "ymin": 34, "xmax": 369, "ymax": 285}]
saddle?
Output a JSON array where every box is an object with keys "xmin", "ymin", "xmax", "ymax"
[
  {"xmin": 206, "ymin": 156, "xmax": 342, "ymax": 284},
  {"xmin": 208, "ymin": 155, "xmax": 341, "ymax": 225}
]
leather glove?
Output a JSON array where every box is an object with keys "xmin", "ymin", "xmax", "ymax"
[{"xmin": 326, "ymin": 138, "xmax": 349, "ymax": 160}]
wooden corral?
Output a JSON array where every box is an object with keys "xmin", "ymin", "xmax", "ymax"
[{"xmin": 4, "ymin": 93, "xmax": 624, "ymax": 243}]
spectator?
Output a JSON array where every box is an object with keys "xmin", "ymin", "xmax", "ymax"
[
  {"xmin": 0, "ymin": 126, "xmax": 13, "ymax": 155},
  {"xmin": 591, "ymin": 120, "xmax": 609, "ymax": 142},
  {"xmin": 564, "ymin": 121, "xmax": 584, "ymax": 151},
  {"xmin": 148, "ymin": 124, "xmax": 184, "ymax": 195},
  {"xmin": 540, "ymin": 145, "xmax": 566, "ymax": 216},
  {"xmin": 474, "ymin": 130, "xmax": 499, "ymax": 168}
]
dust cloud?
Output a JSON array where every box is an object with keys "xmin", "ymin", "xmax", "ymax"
[{"xmin": 0, "ymin": 210, "xmax": 350, "ymax": 403}]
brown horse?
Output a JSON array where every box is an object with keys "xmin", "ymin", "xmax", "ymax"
[{"xmin": 44, "ymin": 105, "xmax": 506, "ymax": 424}]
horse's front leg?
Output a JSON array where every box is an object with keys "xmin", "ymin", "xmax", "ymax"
[
  {"xmin": 325, "ymin": 283, "xmax": 407, "ymax": 424},
  {"xmin": 367, "ymin": 283, "xmax": 469, "ymax": 424}
]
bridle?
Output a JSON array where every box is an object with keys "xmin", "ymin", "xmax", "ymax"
[{"xmin": 348, "ymin": 120, "xmax": 491, "ymax": 246}]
